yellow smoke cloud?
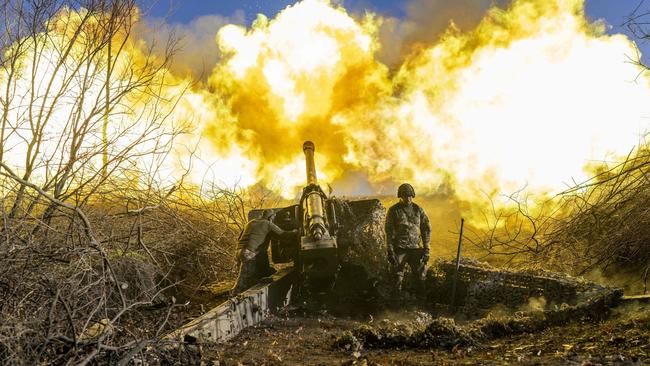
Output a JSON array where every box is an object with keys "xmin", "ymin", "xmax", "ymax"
[
  {"xmin": 392, "ymin": 0, "xmax": 650, "ymax": 201},
  {"xmin": 199, "ymin": 0, "xmax": 390, "ymax": 196},
  {"xmin": 5, "ymin": 0, "xmax": 650, "ymax": 205},
  {"xmin": 190, "ymin": 0, "xmax": 650, "ymax": 201}
]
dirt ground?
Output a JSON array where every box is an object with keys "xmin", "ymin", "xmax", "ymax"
[{"xmin": 201, "ymin": 301, "xmax": 650, "ymax": 366}]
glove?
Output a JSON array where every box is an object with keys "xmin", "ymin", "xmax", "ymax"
[
  {"xmin": 387, "ymin": 252, "xmax": 397, "ymax": 266},
  {"xmin": 238, "ymin": 248, "xmax": 256, "ymax": 262},
  {"xmin": 422, "ymin": 248, "xmax": 430, "ymax": 264}
]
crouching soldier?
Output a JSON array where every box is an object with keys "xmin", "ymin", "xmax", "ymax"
[
  {"xmin": 232, "ymin": 209, "xmax": 297, "ymax": 295},
  {"xmin": 385, "ymin": 183, "xmax": 431, "ymax": 292}
]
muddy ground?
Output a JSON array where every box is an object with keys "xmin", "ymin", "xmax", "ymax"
[{"xmin": 199, "ymin": 301, "xmax": 650, "ymax": 366}]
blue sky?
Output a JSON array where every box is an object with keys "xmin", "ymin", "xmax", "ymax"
[
  {"xmin": 143, "ymin": 0, "xmax": 650, "ymax": 64},
  {"xmin": 146, "ymin": 0, "xmax": 403, "ymax": 22},
  {"xmin": 146, "ymin": 1, "xmax": 641, "ymax": 28}
]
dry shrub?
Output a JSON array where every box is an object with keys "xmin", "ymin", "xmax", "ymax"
[
  {"xmin": 0, "ymin": 180, "xmax": 264, "ymax": 364},
  {"xmin": 0, "ymin": 0, "xmax": 261, "ymax": 362},
  {"xmin": 464, "ymin": 144, "xmax": 650, "ymax": 291},
  {"xmin": 545, "ymin": 147, "xmax": 650, "ymax": 280},
  {"xmin": 110, "ymin": 254, "xmax": 162, "ymax": 301}
]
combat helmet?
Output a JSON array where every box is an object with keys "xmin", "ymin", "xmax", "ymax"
[
  {"xmin": 262, "ymin": 209, "xmax": 276, "ymax": 219},
  {"xmin": 397, "ymin": 183, "xmax": 415, "ymax": 198}
]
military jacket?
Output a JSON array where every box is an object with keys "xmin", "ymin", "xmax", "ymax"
[
  {"xmin": 385, "ymin": 202, "xmax": 431, "ymax": 250},
  {"xmin": 237, "ymin": 219, "xmax": 285, "ymax": 252}
]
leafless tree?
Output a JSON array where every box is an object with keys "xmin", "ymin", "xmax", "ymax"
[
  {"xmin": 625, "ymin": 0, "xmax": 650, "ymax": 69},
  {"xmin": 463, "ymin": 187, "xmax": 560, "ymax": 269},
  {"xmin": 466, "ymin": 140, "xmax": 650, "ymax": 292},
  {"xmin": 0, "ymin": 1, "xmax": 289, "ymax": 363},
  {"xmin": 0, "ymin": 0, "xmax": 201, "ymax": 363}
]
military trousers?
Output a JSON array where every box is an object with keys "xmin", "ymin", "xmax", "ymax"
[
  {"xmin": 232, "ymin": 258, "xmax": 257, "ymax": 295},
  {"xmin": 394, "ymin": 248, "xmax": 425, "ymax": 291},
  {"xmin": 231, "ymin": 241, "xmax": 276, "ymax": 295}
]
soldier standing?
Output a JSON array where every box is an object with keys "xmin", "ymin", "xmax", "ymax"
[
  {"xmin": 385, "ymin": 183, "xmax": 431, "ymax": 292},
  {"xmin": 231, "ymin": 209, "xmax": 297, "ymax": 295}
]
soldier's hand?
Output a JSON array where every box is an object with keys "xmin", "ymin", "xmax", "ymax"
[
  {"xmin": 238, "ymin": 248, "xmax": 256, "ymax": 261},
  {"xmin": 387, "ymin": 253, "xmax": 397, "ymax": 266},
  {"xmin": 422, "ymin": 249, "xmax": 430, "ymax": 264}
]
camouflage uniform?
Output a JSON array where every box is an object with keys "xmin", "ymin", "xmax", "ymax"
[
  {"xmin": 232, "ymin": 211, "xmax": 292, "ymax": 295},
  {"xmin": 385, "ymin": 200, "xmax": 431, "ymax": 291}
]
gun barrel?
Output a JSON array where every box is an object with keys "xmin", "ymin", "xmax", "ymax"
[
  {"xmin": 299, "ymin": 141, "xmax": 338, "ymax": 282},
  {"xmin": 303, "ymin": 141, "xmax": 318, "ymax": 186},
  {"xmin": 301, "ymin": 141, "xmax": 328, "ymax": 239}
]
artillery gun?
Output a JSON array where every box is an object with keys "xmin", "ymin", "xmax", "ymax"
[
  {"xmin": 167, "ymin": 143, "xmax": 641, "ymax": 346},
  {"xmin": 248, "ymin": 141, "xmax": 347, "ymax": 293}
]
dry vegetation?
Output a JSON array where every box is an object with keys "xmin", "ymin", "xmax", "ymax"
[
  {"xmin": 460, "ymin": 144, "xmax": 650, "ymax": 293},
  {"xmin": 0, "ymin": 1, "xmax": 274, "ymax": 363},
  {"xmin": 1, "ymin": 0, "xmax": 650, "ymax": 365}
]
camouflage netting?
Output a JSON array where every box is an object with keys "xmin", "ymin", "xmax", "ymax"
[
  {"xmin": 306, "ymin": 199, "xmax": 391, "ymax": 314},
  {"xmin": 426, "ymin": 258, "xmax": 610, "ymax": 314},
  {"xmin": 335, "ymin": 288, "xmax": 622, "ymax": 350},
  {"xmin": 334, "ymin": 258, "xmax": 624, "ymax": 350},
  {"xmin": 332, "ymin": 198, "xmax": 388, "ymax": 278}
]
